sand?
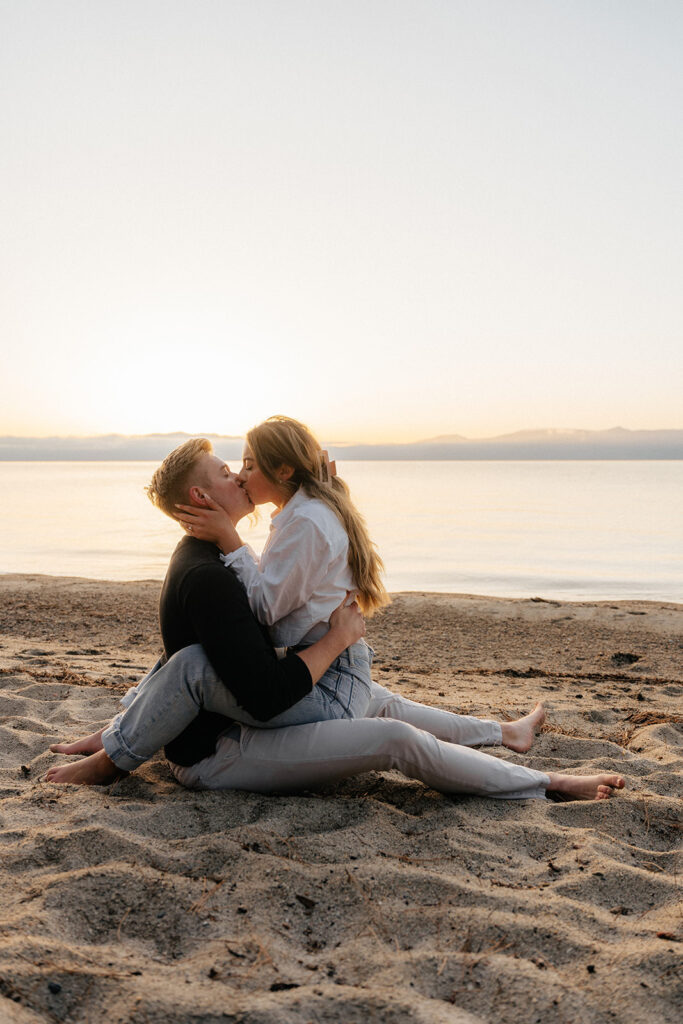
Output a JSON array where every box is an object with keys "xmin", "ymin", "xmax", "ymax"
[{"xmin": 0, "ymin": 574, "xmax": 681, "ymax": 1024}]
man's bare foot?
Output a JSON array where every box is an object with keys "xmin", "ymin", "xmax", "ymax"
[
  {"xmin": 50, "ymin": 727, "xmax": 105, "ymax": 756},
  {"xmin": 500, "ymin": 702, "xmax": 546, "ymax": 752},
  {"xmin": 45, "ymin": 748, "xmax": 126, "ymax": 787},
  {"xmin": 546, "ymin": 772, "xmax": 625, "ymax": 801}
]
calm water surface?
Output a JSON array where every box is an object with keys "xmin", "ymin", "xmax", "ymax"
[{"xmin": 1, "ymin": 461, "xmax": 681, "ymax": 602}]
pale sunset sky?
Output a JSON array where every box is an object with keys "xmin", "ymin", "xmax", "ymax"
[{"xmin": 2, "ymin": 1, "xmax": 681, "ymax": 444}]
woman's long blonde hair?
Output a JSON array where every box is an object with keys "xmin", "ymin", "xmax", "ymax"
[{"xmin": 247, "ymin": 416, "xmax": 390, "ymax": 616}]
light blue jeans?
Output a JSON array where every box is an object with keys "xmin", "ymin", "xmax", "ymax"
[{"xmin": 102, "ymin": 640, "xmax": 373, "ymax": 772}]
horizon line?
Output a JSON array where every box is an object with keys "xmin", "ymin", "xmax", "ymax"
[{"xmin": 2, "ymin": 425, "xmax": 683, "ymax": 445}]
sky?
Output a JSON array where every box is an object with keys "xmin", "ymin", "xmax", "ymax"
[{"xmin": 2, "ymin": 0, "xmax": 682, "ymax": 444}]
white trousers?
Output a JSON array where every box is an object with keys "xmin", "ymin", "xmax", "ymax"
[{"xmin": 172, "ymin": 680, "xmax": 550, "ymax": 800}]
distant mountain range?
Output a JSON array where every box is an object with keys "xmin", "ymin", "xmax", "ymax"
[
  {"xmin": 0, "ymin": 427, "xmax": 681, "ymax": 460},
  {"xmin": 0, "ymin": 432, "xmax": 245, "ymax": 461},
  {"xmin": 344, "ymin": 427, "xmax": 683, "ymax": 460}
]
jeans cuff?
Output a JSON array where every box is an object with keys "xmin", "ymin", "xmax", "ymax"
[
  {"xmin": 490, "ymin": 721, "xmax": 503, "ymax": 745},
  {"xmin": 119, "ymin": 686, "xmax": 139, "ymax": 709},
  {"xmin": 102, "ymin": 716, "xmax": 147, "ymax": 772}
]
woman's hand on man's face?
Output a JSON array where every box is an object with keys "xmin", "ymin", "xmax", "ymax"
[{"xmin": 175, "ymin": 494, "xmax": 241, "ymax": 553}]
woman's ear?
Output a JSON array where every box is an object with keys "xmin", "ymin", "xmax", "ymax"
[
  {"xmin": 188, "ymin": 486, "xmax": 209, "ymax": 506},
  {"xmin": 278, "ymin": 464, "xmax": 295, "ymax": 483}
]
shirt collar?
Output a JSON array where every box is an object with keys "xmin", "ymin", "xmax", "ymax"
[{"xmin": 269, "ymin": 486, "xmax": 306, "ymax": 529}]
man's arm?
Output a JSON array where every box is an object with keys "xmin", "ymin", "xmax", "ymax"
[{"xmin": 180, "ymin": 563, "xmax": 361, "ymax": 722}]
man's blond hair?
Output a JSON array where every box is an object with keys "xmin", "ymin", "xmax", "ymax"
[{"xmin": 146, "ymin": 438, "xmax": 213, "ymax": 520}]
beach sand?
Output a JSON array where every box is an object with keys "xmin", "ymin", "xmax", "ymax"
[{"xmin": 0, "ymin": 574, "xmax": 681, "ymax": 1023}]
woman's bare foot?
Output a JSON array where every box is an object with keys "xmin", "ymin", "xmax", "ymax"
[
  {"xmin": 50, "ymin": 727, "xmax": 105, "ymax": 756},
  {"xmin": 500, "ymin": 702, "xmax": 546, "ymax": 752},
  {"xmin": 45, "ymin": 749, "xmax": 126, "ymax": 787},
  {"xmin": 546, "ymin": 772, "xmax": 625, "ymax": 801}
]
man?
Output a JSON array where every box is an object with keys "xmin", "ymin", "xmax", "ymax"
[{"xmin": 47, "ymin": 440, "xmax": 624, "ymax": 802}]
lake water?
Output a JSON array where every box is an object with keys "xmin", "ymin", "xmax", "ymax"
[{"xmin": 1, "ymin": 461, "xmax": 681, "ymax": 602}]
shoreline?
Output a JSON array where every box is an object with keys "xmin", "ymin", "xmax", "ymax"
[
  {"xmin": 2, "ymin": 569, "xmax": 682, "ymax": 605},
  {"xmin": 1, "ymin": 572, "xmax": 681, "ymax": 688},
  {"xmin": 1, "ymin": 575, "xmax": 681, "ymax": 1023}
]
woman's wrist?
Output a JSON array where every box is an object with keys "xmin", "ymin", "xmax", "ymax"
[{"xmin": 217, "ymin": 522, "xmax": 242, "ymax": 554}]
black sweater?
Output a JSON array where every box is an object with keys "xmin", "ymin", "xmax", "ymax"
[{"xmin": 161, "ymin": 536, "xmax": 313, "ymax": 766}]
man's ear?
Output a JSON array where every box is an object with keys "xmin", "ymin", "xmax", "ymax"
[
  {"xmin": 188, "ymin": 486, "xmax": 209, "ymax": 506},
  {"xmin": 278, "ymin": 464, "xmax": 295, "ymax": 484}
]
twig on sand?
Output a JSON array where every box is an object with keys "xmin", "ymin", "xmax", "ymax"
[
  {"xmin": 16, "ymin": 947, "xmax": 132, "ymax": 982},
  {"xmin": 244, "ymin": 936, "xmax": 275, "ymax": 979},
  {"xmin": 189, "ymin": 878, "xmax": 225, "ymax": 914},
  {"xmin": 627, "ymin": 711, "xmax": 683, "ymax": 726},
  {"xmin": 116, "ymin": 906, "xmax": 132, "ymax": 942},
  {"xmin": 446, "ymin": 930, "xmax": 515, "ymax": 999}
]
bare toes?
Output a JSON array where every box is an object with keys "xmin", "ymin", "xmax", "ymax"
[{"xmin": 603, "ymin": 776, "xmax": 624, "ymax": 792}]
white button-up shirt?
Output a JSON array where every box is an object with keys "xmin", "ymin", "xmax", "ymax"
[{"xmin": 221, "ymin": 488, "xmax": 355, "ymax": 647}]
